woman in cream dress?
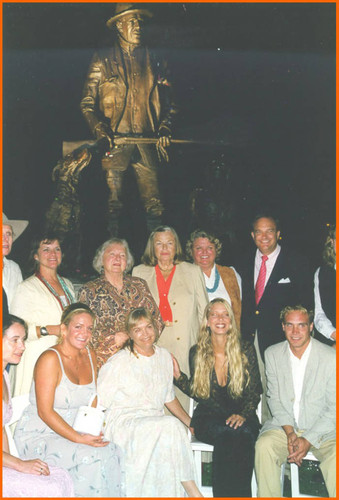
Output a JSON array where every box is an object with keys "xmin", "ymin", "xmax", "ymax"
[{"xmin": 98, "ymin": 307, "xmax": 201, "ymax": 498}]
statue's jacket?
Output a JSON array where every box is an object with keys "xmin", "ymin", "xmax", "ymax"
[{"xmin": 80, "ymin": 43, "xmax": 178, "ymax": 136}]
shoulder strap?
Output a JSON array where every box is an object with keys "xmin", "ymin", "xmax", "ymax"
[{"xmin": 48, "ymin": 347, "xmax": 66, "ymax": 376}]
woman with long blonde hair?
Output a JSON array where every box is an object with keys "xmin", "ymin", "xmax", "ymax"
[{"xmin": 173, "ymin": 298, "xmax": 262, "ymax": 497}]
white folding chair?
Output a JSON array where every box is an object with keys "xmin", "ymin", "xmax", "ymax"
[
  {"xmin": 4, "ymin": 394, "xmax": 30, "ymax": 457},
  {"xmin": 188, "ymin": 398, "xmax": 214, "ymax": 497},
  {"xmin": 290, "ymin": 451, "xmax": 325, "ymax": 497}
]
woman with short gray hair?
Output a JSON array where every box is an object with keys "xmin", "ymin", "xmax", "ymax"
[{"xmin": 79, "ymin": 238, "xmax": 163, "ymax": 369}]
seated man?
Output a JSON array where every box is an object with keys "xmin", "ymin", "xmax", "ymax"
[{"xmin": 255, "ymin": 305, "xmax": 336, "ymax": 497}]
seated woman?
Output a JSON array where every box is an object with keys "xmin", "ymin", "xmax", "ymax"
[
  {"xmin": 173, "ymin": 298, "xmax": 262, "ymax": 498},
  {"xmin": 98, "ymin": 307, "xmax": 202, "ymax": 498},
  {"xmin": 3, "ymin": 314, "xmax": 74, "ymax": 497},
  {"xmin": 10, "ymin": 232, "xmax": 75, "ymax": 395},
  {"xmin": 186, "ymin": 229, "xmax": 242, "ymax": 327},
  {"xmin": 314, "ymin": 224, "xmax": 336, "ymax": 347},
  {"xmin": 79, "ymin": 238, "xmax": 163, "ymax": 369},
  {"xmin": 14, "ymin": 303, "xmax": 124, "ymax": 498}
]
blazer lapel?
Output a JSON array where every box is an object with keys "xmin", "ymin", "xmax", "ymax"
[
  {"xmin": 281, "ymin": 341, "xmax": 294, "ymax": 396},
  {"xmin": 300, "ymin": 339, "xmax": 318, "ymax": 397},
  {"xmin": 168, "ymin": 264, "xmax": 186, "ymax": 302},
  {"xmin": 265, "ymin": 250, "xmax": 284, "ymax": 290}
]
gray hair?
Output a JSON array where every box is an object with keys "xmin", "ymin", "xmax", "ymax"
[{"xmin": 92, "ymin": 238, "xmax": 134, "ymax": 274}]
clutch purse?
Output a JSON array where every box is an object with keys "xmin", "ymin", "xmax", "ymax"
[{"xmin": 73, "ymin": 393, "xmax": 106, "ymax": 437}]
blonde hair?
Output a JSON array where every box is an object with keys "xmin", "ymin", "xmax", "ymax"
[
  {"xmin": 322, "ymin": 225, "xmax": 336, "ymax": 268},
  {"xmin": 280, "ymin": 305, "xmax": 314, "ymax": 324},
  {"xmin": 141, "ymin": 226, "xmax": 184, "ymax": 266},
  {"xmin": 59, "ymin": 303, "xmax": 96, "ymax": 343},
  {"xmin": 124, "ymin": 307, "xmax": 159, "ymax": 355},
  {"xmin": 191, "ymin": 299, "xmax": 249, "ymax": 399}
]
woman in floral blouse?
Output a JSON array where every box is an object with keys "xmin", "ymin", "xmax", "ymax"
[
  {"xmin": 173, "ymin": 298, "xmax": 262, "ymax": 498},
  {"xmin": 79, "ymin": 238, "xmax": 163, "ymax": 369}
]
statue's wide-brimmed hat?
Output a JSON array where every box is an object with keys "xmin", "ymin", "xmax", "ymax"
[
  {"xmin": 2, "ymin": 213, "xmax": 29, "ymax": 242},
  {"xmin": 106, "ymin": 3, "xmax": 153, "ymax": 30}
]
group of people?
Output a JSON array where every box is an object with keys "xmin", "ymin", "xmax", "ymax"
[
  {"xmin": 2, "ymin": 210, "xmax": 336, "ymax": 498},
  {"xmin": 2, "ymin": 2, "xmax": 336, "ymax": 498}
]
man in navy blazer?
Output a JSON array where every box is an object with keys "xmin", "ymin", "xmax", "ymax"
[
  {"xmin": 255, "ymin": 306, "xmax": 336, "ymax": 497},
  {"xmin": 237, "ymin": 214, "xmax": 313, "ymax": 420}
]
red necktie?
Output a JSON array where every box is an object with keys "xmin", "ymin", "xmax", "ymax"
[{"xmin": 255, "ymin": 255, "xmax": 268, "ymax": 305}]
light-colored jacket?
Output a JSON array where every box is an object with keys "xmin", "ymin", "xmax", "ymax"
[
  {"xmin": 132, "ymin": 262, "xmax": 208, "ymax": 377},
  {"xmin": 260, "ymin": 338, "xmax": 336, "ymax": 448},
  {"xmin": 10, "ymin": 275, "xmax": 75, "ymax": 396}
]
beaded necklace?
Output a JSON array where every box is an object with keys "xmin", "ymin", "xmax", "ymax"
[
  {"xmin": 35, "ymin": 273, "xmax": 74, "ymax": 310},
  {"xmin": 205, "ymin": 266, "xmax": 221, "ymax": 294}
]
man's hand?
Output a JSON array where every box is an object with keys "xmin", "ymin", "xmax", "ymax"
[
  {"xmin": 156, "ymin": 127, "xmax": 171, "ymax": 162},
  {"xmin": 286, "ymin": 430, "xmax": 298, "ymax": 456},
  {"xmin": 94, "ymin": 122, "xmax": 115, "ymax": 149},
  {"xmin": 287, "ymin": 436, "xmax": 311, "ymax": 466}
]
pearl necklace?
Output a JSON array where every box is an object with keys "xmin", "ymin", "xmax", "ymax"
[{"xmin": 206, "ymin": 267, "xmax": 221, "ymax": 293}]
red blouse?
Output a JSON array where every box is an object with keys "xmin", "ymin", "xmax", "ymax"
[{"xmin": 155, "ymin": 264, "xmax": 176, "ymax": 322}]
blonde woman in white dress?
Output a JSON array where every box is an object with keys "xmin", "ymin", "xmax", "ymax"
[{"xmin": 98, "ymin": 307, "xmax": 202, "ymax": 498}]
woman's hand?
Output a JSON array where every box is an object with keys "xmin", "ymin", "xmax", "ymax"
[
  {"xmin": 171, "ymin": 354, "xmax": 181, "ymax": 379},
  {"xmin": 225, "ymin": 414, "xmax": 246, "ymax": 429},
  {"xmin": 77, "ymin": 431, "xmax": 110, "ymax": 447},
  {"xmin": 19, "ymin": 458, "xmax": 50, "ymax": 476},
  {"xmin": 36, "ymin": 324, "xmax": 61, "ymax": 338},
  {"xmin": 114, "ymin": 331, "xmax": 129, "ymax": 347}
]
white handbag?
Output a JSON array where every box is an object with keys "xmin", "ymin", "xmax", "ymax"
[{"xmin": 73, "ymin": 393, "xmax": 106, "ymax": 437}]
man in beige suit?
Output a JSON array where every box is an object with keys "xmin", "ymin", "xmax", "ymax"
[{"xmin": 255, "ymin": 305, "xmax": 336, "ymax": 497}]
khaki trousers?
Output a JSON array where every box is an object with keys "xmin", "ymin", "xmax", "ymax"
[{"xmin": 255, "ymin": 429, "xmax": 336, "ymax": 497}]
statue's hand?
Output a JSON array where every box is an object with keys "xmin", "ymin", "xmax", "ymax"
[
  {"xmin": 156, "ymin": 126, "xmax": 171, "ymax": 163},
  {"xmin": 94, "ymin": 122, "xmax": 114, "ymax": 149}
]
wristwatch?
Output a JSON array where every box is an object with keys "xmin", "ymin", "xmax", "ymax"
[{"xmin": 40, "ymin": 327, "xmax": 49, "ymax": 336}]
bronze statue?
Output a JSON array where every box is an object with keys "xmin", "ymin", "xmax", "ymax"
[{"xmin": 80, "ymin": 3, "xmax": 178, "ymax": 234}]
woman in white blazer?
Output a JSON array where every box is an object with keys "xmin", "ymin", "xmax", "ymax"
[
  {"xmin": 10, "ymin": 232, "xmax": 75, "ymax": 396},
  {"xmin": 133, "ymin": 226, "xmax": 208, "ymax": 411}
]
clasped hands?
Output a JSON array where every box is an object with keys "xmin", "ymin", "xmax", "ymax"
[{"xmin": 287, "ymin": 431, "xmax": 311, "ymax": 466}]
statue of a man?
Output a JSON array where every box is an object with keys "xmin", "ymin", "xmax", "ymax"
[{"xmin": 80, "ymin": 3, "xmax": 178, "ymax": 234}]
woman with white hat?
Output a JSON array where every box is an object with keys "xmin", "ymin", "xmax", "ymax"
[{"xmin": 2, "ymin": 213, "xmax": 28, "ymax": 311}]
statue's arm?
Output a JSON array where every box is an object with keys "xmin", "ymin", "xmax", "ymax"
[
  {"xmin": 80, "ymin": 53, "xmax": 114, "ymax": 145},
  {"xmin": 155, "ymin": 57, "xmax": 179, "ymax": 161}
]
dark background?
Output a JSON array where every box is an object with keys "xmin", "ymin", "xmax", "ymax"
[{"xmin": 3, "ymin": 2, "xmax": 336, "ymax": 276}]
